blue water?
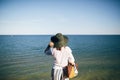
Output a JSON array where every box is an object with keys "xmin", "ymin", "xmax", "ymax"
[{"xmin": 0, "ymin": 35, "xmax": 120, "ymax": 80}]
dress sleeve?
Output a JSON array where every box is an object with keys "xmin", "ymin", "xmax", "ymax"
[
  {"xmin": 44, "ymin": 47, "xmax": 53, "ymax": 55},
  {"xmin": 67, "ymin": 47, "xmax": 75, "ymax": 63}
]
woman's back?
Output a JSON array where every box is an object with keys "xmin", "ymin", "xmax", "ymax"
[{"xmin": 52, "ymin": 46, "xmax": 75, "ymax": 68}]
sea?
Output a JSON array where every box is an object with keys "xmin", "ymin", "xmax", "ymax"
[{"xmin": 0, "ymin": 35, "xmax": 120, "ymax": 80}]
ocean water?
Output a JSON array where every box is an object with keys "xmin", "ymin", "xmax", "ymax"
[{"xmin": 0, "ymin": 35, "xmax": 120, "ymax": 80}]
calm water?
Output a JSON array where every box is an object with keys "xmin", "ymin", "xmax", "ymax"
[{"xmin": 0, "ymin": 35, "xmax": 120, "ymax": 80}]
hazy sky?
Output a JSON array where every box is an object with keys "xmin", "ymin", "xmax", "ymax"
[{"xmin": 0, "ymin": 0, "xmax": 120, "ymax": 35}]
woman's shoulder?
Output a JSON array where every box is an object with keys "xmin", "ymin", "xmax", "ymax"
[
  {"xmin": 65, "ymin": 46, "xmax": 72, "ymax": 52},
  {"xmin": 52, "ymin": 46, "xmax": 71, "ymax": 52},
  {"xmin": 65, "ymin": 46, "xmax": 71, "ymax": 49}
]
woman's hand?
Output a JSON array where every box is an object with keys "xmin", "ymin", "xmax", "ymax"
[{"xmin": 49, "ymin": 42, "xmax": 54, "ymax": 47}]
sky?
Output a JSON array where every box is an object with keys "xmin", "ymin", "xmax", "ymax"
[{"xmin": 0, "ymin": 0, "xmax": 120, "ymax": 35}]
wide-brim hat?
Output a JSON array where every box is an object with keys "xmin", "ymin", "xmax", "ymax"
[{"xmin": 51, "ymin": 33, "xmax": 68, "ymax": 48}]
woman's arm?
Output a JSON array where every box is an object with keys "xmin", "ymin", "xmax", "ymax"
[
  {"xmin": 67, "ymin": 47, "xmax": 75, "ymax": 65},
  {"xmin": 44, "ymin": 45, "xmax": 50, "ymax": 53},
  {"xmin": 44, "ymin": 42, "xmax": 54, "ymax": 55}
]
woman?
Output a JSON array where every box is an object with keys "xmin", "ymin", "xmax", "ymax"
[{"xmin": 44, "ymin": 33, "xmax": 75, "ymax": 80}]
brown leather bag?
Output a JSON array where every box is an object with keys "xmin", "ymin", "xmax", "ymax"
[
  {"xmin": 63, "ymin": 63, "xmax": 78, "ymax": 78},
  {"xmin": 68, "ymin": 63, "xmax": 78, "ymax": 78}
]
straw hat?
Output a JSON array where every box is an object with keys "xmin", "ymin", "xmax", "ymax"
[{"xmin": 51, "ymin": 33, "xmax": 68, "ymax": 48}]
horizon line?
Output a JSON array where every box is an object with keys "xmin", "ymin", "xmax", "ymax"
[{"xmin": 0, "ymin": 33, "xmax": 120, "ymax": 35}]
